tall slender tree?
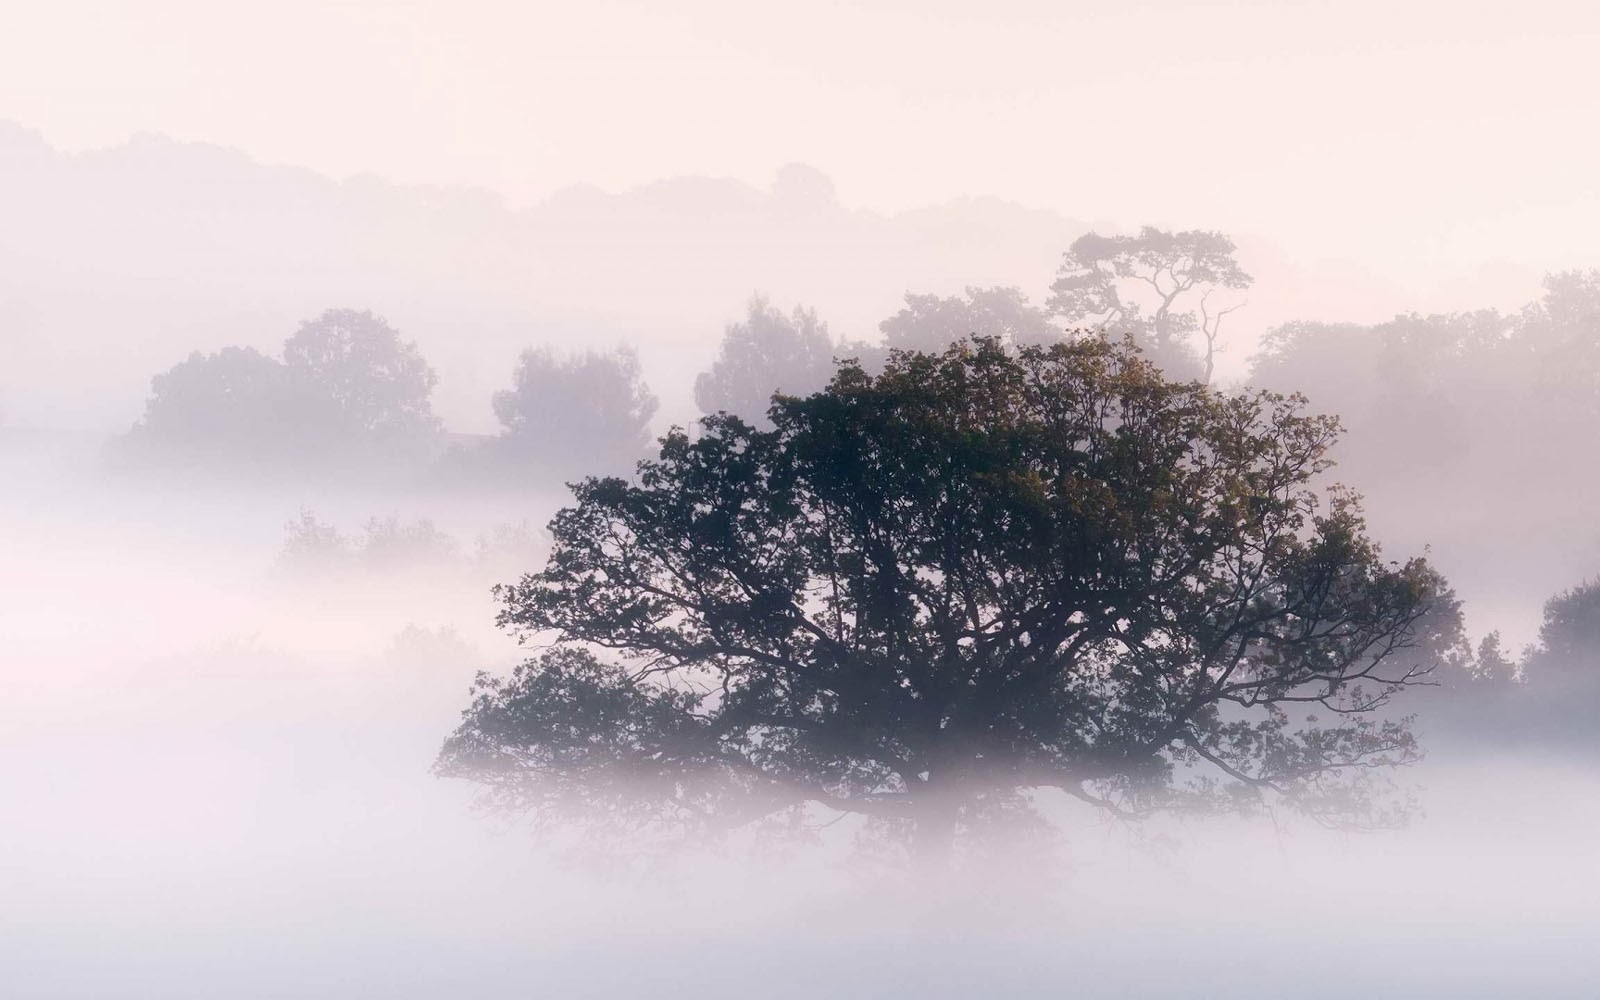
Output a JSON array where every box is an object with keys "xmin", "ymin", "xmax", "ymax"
[{"xmin": 1049, "ymin": 227, "xmax": 1251, "ymax": 381}]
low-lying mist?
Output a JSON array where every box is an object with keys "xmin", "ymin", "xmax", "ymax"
[{"xmin": 4, "ymin": 434, "xmax": 1598, "ymax": 1000}]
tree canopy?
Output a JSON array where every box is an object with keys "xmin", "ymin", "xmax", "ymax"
[
  {"xmin": 282, "ymin": 308, "xmax": 441, "ymax": 440},
  {"xmin": 1523, "ymin": 579, "xmax": 1600, "ymax": 689},
  {"xmin": 879, "ymin": 286, "xmax": 1060, "ymax": 355},
  {"xmin": 438, "ymin": 337, "xmax": 1458, "ymax": 861}
]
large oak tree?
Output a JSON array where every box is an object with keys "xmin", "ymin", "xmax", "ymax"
[{"xmin": 438, "ymin": 337, "xmax": 1459, "ymax": 861}]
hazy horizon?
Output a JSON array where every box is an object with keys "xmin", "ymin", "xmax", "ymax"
[
  {"xmin": 8, "ymin": 1, "xmax": 1599, "ymax": 306},
  {"xmin": 0, "ymin": 116, "xmax": 1568, "ymax": 440}
]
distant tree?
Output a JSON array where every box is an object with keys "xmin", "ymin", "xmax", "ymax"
[
  {"xmin": 1249, "ymin": 309, "xmax": 1520, "ymax": 482},
  {"xmin": 1250, "ymin": 320, "xmax": 1382, "ymax": 411},
  {"xmin": 694, "ymin": 296, "xmax": 836, "ymax": 423},
  {"xmin": 279, "ymin": 509, "xmax": 352, "ymax": 570},
  {"xmin": 438, "ymin": 337, "xmax": 1459, "ymax": 865},
  {"xmin": 278, "ymin": 509, "xmax": 467, "ymax": 576},
  {"xmin": 1519, "ymin": 271, "xmax": 1600, "ymax": 414},
  {"xmin": 282, "ymin": 308, "xmax": 441, "ymax": 440},
  {"xmin": 491, "ymin": 345, "xmax": 659, "ymax": 476},
  {"xmin": 472, "ymin": 521, "xmax": 548, "ymax": 584},
  {"xmin": 1427, "ymin": 629, "xmax": 1516, "ymax": 698},
  {"xmin": 1049, "ymin": 227, "xmax": 1251, "ymax": 381},
  {"xmin": 1253, "ymin": 307, "xmax": 1515, "ymax": 416},
  {"xmin": 879, "ymin": 286, "xmax": 1060, "ymax": 354},
  {"xmin": 1522, "ymin": 579, "xmax": 1600, "ymax": 688},
  {"xmin": 1465, "ymin": 632, "xmax": 1518, "ymax": 687},
  {"xmin": 118, "ymin": 309, "xmax": 444, "ymax": 475},
  {"xmin": 122, "ymin": 346, "xmax": 328, "ymax": 466}
]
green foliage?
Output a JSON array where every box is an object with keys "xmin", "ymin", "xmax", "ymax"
[{"xmin": 441, "ymin": 337, "xmax": 1459, "ymax": 856}]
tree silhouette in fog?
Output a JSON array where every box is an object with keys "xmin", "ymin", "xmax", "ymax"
[
  {"xmin": 438, "ymin": 337, "xmax": 1459, "ymax": 863},
  {"xmin": 1519, "ymin": 271, "xmax": 1600, "ymax": 415},
  {"xmin": 283, "ymin": 308, "xmax": 441, "ymax": 440},
  {"xmin": 122, "ymin": 345, "xmax": 331, "ymax": 467},
  {"xmin": 1246, "ymin": 278, "xmax": 1600, "ymax": 748},
  {"xmin": 1425, "ymin": 577, "xmax": 1600, "ymax": 748},
  {"xmin": 118, "ymin": 309, "xmax": 442, "ymax": 473},
  {"xmin": 1049, "ymin": 227, "xmax": 1251, "ymax": 381},
  {"xmin": 1523, "ymin": 579, "xmax": 1600, "ymax": 689},
  {"xmin": 1247, "ymin": 274, "xmax": 1600, "ymax": 627},
  {"xmin": 490, "ymin": 345, "xmax": 659, "ymax": 477},
  {"xmin": 694, "ymin": 295, "xmax": 836, "ymax": 424},
  {"xmin": 879, "ymin": 286, "xmax": 1061, "ymax": 355}
]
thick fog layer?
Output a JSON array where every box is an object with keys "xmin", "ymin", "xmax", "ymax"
[{"xmin": 5, "ymin": 430, "xmax": 1599, "ymax": 998}]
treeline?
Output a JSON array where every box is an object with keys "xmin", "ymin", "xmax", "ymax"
[
  {"xmin": 1252, "ymin": 271, "xmax": 1600, "ymax": 497},
  {"xmin": 105, "ymin": 227, "xmax": 1600, "ymax": 731},
  {"xmin": 109, "ymin": 227, "xmax": 1253, "ymax": 484},
  {"xmin": 1419, "ymin": 576, "xmax": 1600, "ymax": 748},
  {"xmin": 277, "ymin": 509, "xmax": 544, "ymax": 585},
  {"xmin": 110, "ymin": 308, "xmax": 659, "ymax": 486},
  {"xmin": 109, "ymin": 231, "xmax": 1600, "ymax": 529}
]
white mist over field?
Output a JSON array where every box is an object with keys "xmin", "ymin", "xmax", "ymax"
[{"xmin": 3, "ymin": 442, "xmax": 1598, "ymax": 999}]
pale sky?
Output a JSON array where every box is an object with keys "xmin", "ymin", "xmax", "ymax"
[{"xmin": 4, "ymin": 0, "xmax": 1599, "ymax": 292}]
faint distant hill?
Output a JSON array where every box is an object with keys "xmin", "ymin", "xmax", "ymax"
[{"xmin": 0, "ymin": 121, "xmax": 1429, "ymax": 434}]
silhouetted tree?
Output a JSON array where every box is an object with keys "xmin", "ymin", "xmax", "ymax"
[
  {"xmin": 1519, "ymin": 271, "xmax": 1600, "ymax": 415},
  {"xmin": 1523, "ymin": 579, "xmax": 1600, "ymax": 689},
  {"xmin": 879, "ymin": 286, "xmax": 1060, "ymax": 355},
  {"xmin": 694, "ymin": 296, "xmax": 835, "ymax": 424},
  {"xmin": 283, "ymin": 308, "xmax": 441, "ymax": 440},
  {"xmin": 438, "ymin": 337, "xmax": 1459, "ymax": 864},
  {"xmin": 491, "ymin": 345, "xmax": 659, "ymax": 477},
  {"xmin": 118, "ymin": 309, "xmax": 443, "ymax": 474},
  {"xmin": 1418, "ymin": 579, "xmax": 1600, "ymax": 750},
  {"xmin": 1464, "ymin": 632, "xmax": 1518, "ymax": 688},
  {"xmin": 1049, "ymin": 227, "xmax": 1251, "ymax": 381},
  {"xmin": 1249, "ymin": 320, "xmax": 1385, "ymax": 417},
  {"xmin": 121, "ymin": 346, "xmax": 330, "ymax": 467}
]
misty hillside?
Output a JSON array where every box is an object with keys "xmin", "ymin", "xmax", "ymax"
[{"xmin": 0, "ymin": 121, "xmax": 1454, "ymax": 435}]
